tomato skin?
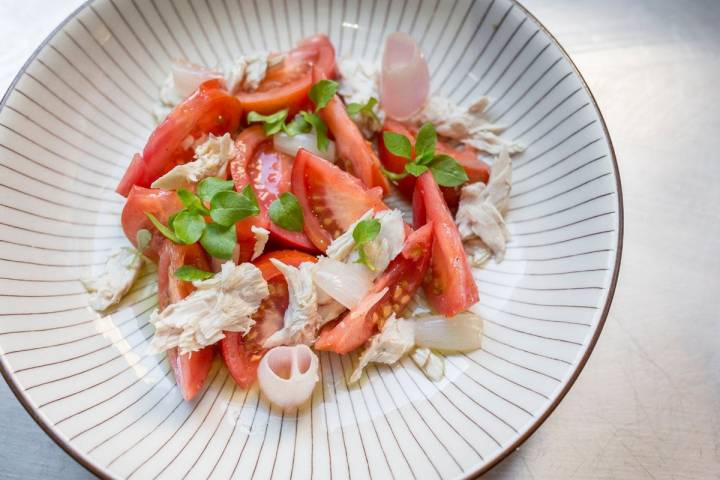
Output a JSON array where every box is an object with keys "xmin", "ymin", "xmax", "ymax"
[
  {"xmin": 157, "ymin": 239, "xmax": 214, "ymax": 401},
  {"xmin": 315, "ymin": 223, "xmax": 434, "ymax": 354},
  {"xmin": 220, "ymin": 250, "xmax": 317, "ymax": 388},
  {"xmin": 230, "ymin": 127, "xmax": 318, "ymax": 257},
  {"xmin": 236, "ymin": 35, "xmax": 337, "ymax": 116},
  {"xmin": 121, "ymin": 186, "xmax": 183, "ymax": 261},
  {"xmin": 314, "ymin": 67, "xmax": 390, "ymax": 194},
  {"xmin": 379, "ymin": 119, "xmax": 490, "ymax": 209},
  {"xmin": 414, "ymin": 172, "xmax": 478, "ymax": 317},
  {"xmin": 291, "ymin": 148, "xmax": 386, "ymax": 252},
  {"xmin": 117, "ymin": 80, "xmax": 242, "ymax": 196}
]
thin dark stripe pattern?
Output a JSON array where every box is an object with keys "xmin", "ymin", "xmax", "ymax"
[{"xmin": 0, "ymin": 1, "xmax": 621, "ymax": 479}]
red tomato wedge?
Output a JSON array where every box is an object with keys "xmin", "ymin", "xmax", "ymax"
[
  {"xmin": 230, "ymin": 127, "xmax": 318, "ymax": 258},
  {"xmin": 157, "ymin": 239, "xmax": 214, "ymax": 401},
  {"xmin": 121, "ymin": 186, "xmax": 182, "ymax": 261},
  {"xmin": 236, "ymin": 35, "xmax": 336, "ymax": 116},
  {"xmin": 220, "ymin": 250, "xmax": 317, "ymax": 388},
  {"xmin": 117, "ymin": 79, "xmax": 242, "ymax": 196},
  {"xmin": 315, "ymin": 223, "xmax": 433, "ymax": 354},
  {"xmin": 379, "ymin": 119, "xmax": 490, "ymax": 209},
  {"xmin": 291, "ymin": 148, "xmax": 386, "ymax": 252},
  {"xmin": 314, "ymin": 67, "xmax": 390, "ymax": 194},
  {"xmin": 413, "ymin": 172, "xmax": 478, "ymax": 316}
]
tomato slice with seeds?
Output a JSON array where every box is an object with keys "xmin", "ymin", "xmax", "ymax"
[
  {"xmin": 220, "ymin": 250, "xmax": 317, "ymax": 388},
  {"xmin": 314, "ymin": 67, "xmax": 390, "ymax": 194},
  {"xmin": 236, "ymin": 35, "xmax": 336, "ymax": 116},
  {"xmin": 413, "ymin": 172, "xmax": 478, "ymax": 317},
  {"xmin": 121, "ymin": 186, "xmax": 183, "ymax": 261},
  {"xmin": 117, "ymin": 79, "xmax": 242, "ymax": 196},
  {"xmin": 315, "ymin": 222, "xmax": 434, "ymax": 354},
  {"xmin": 379, "ymin": 119, "xmax": 490, "ymax": 210},
  {"xmin": 291, "ymin": 148, "xmax": 387, "ymax": 252},
  {"xmin": 157, "ymin": 239, "xmax": 214, "ymax": 401},
  {"xmin": 230, "ymin": 127, "xmax": 318, "ymax": 259}
]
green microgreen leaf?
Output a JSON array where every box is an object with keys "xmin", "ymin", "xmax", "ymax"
[
  {"xmin": 352, "ymin": 218, "xmax": 381, "ymax": 271},
  {"xmin": 429, "ymin": 154, "xmax": 469, "ymax": 187},
  {"xmin": 300, "ymin": 111, "xmax": 329, "ymax": 152},
  {"xmin": 382, "ymin": 131, "xmax": 412, "ymax": 159},
  {"xmin": 200, "ymin": 222, "xmax": 237, "ymax": 259},
  {"xmin": 145, "ymin": 212, "xmax": 181, "ymax": 243},
  {"xmin": 283, "ymin": 113, "xmax": 313, "ymax": 136},
  {"xmin": 268, "ymin": 192, "xmax": 304, "ymax": 232},
  {"xmin": 172, "ymin": 210, "xmax": 206, "ymax": 244},
  {"xmin": 174, "ymin": 265, "xmax": 214, "ymax": 281},
  {"xmin": 414, "ymin": 122, "xmax": 437, "ymax": 164},
  {"xmin": 197, "ymin": 177, "xmax": 234, "ymax": 205},
  {"xmin": 380, "ymin": 165, "xmax": 409, "ymax": 182},
  {"xmin": 346, "ymin": 97, "xmax": 380, "ymax": 123},
  {"xmin": 309, "ymin": 79, "xmax": 339, "ymax": 110},
  {"xmin": 135, "ymin": 229, "xmax": 152, "ymax": 251},
  {"xmin": 405, "ymin": 162, "xmax": 429, "ymax": 177},
  {"xmin": 247, "ymin": 109, "xmax": 289, "ymax": 135},
  {"xmin": 209, "ymin": 185, "xmax": 260, "ymax": 226},
  {"xmin": 352, "ymin": 218, "xmax": 381, "ymax": 244},
  {"xmin": 177, "ymin": 188, "xmax": 209, "ymax": 215}
]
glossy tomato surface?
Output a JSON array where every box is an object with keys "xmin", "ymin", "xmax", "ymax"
[
  {"xmin": 236, "ymin": 35, "xmax": 336, "ymax": 116},
  {"xmin": 121, "ymin": 186, "xmax": 182, "ymax": 261},
  {"xmin": 157, "ymin": 239, "xmax": 214, "ymax": 401},
  {"xmin": 315, "ymin": 222, "xmax": 433, "ymax": 354},
  {"xmin": 117, "ymin": 80, "xmax": 242, "ymax": 196},
  {"xmin": 291, "ymin": 148, "xmax": 386, "ymax": 252},
  {"xmin": 413, "ymin": 172, "xmax": 478, "ymax": 316},
  {"xmin": 220, "ymin": 250, "xmax": 317, "ymax": 388}
]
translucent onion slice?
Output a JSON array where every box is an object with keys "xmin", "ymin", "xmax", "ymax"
[
  {"xmin": 273, "ymin": 131, "xmax": 336, "ymax": 162},
  {"xmin": 313, "ymin": 257, "xmax": 374, "ymax": 309},
  {"xmin": 414, "ymin": 312, "xmax": 483, "ymax": 352},
  {"xmin": 380, "ymin": 32, "xmax": 430, "ymax": 120},
  {"xmin": 171, "ymin": 60, "xmax": 224, "ymax": 98},
  {"xmin": 258, "ymin": 344, "xmax": 319, "ymax": 409}
]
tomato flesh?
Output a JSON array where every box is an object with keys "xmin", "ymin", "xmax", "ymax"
[
  {"xmin": 230, "ymin": 127, "xmax": 317, "ymax": 258},
  {"xmin": 121, "ymin": 186, "xmax": 182, "ymax": 261},
  {"xmin": 236, "ymin": 35, "xmax": 336, "ymax": 116},
  {"xmin": 414, "ymin": 172, "xmax": 478, "ymax": 316},
  {"xmin": 379, "ymin": 119, "xmax": 490, "ymax": 210},
  {"xmin": 220, "ymin": 250, "xmax": 317, "ymax": 388},
  {"xmin": 314, "ymin": 67, "xmax": 389, "ymax": 194},
  {"xmin": 157, "ymin": 239, "xmax": 214, "ymax": 401},
  {"xmin": 117, "ymin": 80, "xmax": 242, "ymax": 196},
  {"xmin": 315, "ymin": 223, "xmax": 433, "ymax": 354},
  {"xmin": 291, "ymin": 148, "xmax": 386, "ymax": 252}
]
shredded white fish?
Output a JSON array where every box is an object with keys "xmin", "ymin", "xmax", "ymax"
[
  {"xmin": 151, "ymin": 133, "xmax": 236, "ymax": 190},
  {"xmin": 337, "ymin": 57, "xmax": 384, "ymax": 138},
  {"xmin": 349, "ymin": 314, "xmax": 415, "ymax": 383},
  {"xmin": 326, "ymin": 210, "xmax": 374, "ymax": 261},
  {"xmin": 81, "ymin": 247, "xmax": 143, "ymax": 311},
  {"xmin": 409, "ymin": 96, "xmax": 524, "ymax": 155},
  {"xmin": 225, "ymin": 53, "xmax": 278, "ymax": 94},
  {"xmin": 263, "ymin": 261, "xmax": 321, "ymax": 348},
  {"xmin": 150, "ymin": 262, "xmax": 268, "ymax": 355},
  {"xmin": 410, "ymin": 347, "xmax": 445, "ymax": 381},
  {"xmin": 456, "ymin": 147, "xmax": 512, "ymax": 262},
  {"xmin": 250, "ymin": 225, "xmax": 270, "ymax": 260}
]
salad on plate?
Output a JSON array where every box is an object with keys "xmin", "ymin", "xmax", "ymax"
[{"xmin": 82, "ymin": 32, "xmax": 522, "ymax": 408}]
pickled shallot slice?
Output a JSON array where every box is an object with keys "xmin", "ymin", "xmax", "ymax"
[
  {"xmin": 380, "ymin": 32, "xmax": 430, "ymax": 120},
  {"xmin": 258, "ymin": 344, "xmax": 319, "ymax": 409}
]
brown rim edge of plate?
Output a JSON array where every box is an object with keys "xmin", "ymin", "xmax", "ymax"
[
  {"xmin": 470, "ymin": 0, "xmax": 624, "ymax": 477},
  {"xmin": 0, "ymin": 1, "xmax": 623, "ymax": 479}
]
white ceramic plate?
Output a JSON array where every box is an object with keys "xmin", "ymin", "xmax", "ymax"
[{"xmin": 0, "ymin": 0, "xmax": 622, "ymax": 478}]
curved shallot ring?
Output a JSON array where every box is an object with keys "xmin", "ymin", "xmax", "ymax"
[{"xmin": 258, "ymin": 344, "xmax": 319, "ymax": 409}]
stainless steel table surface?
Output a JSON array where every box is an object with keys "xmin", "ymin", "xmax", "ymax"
[{"xmin": 1, "ymin": 0, "xmax": 718, "ymax": 478}]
